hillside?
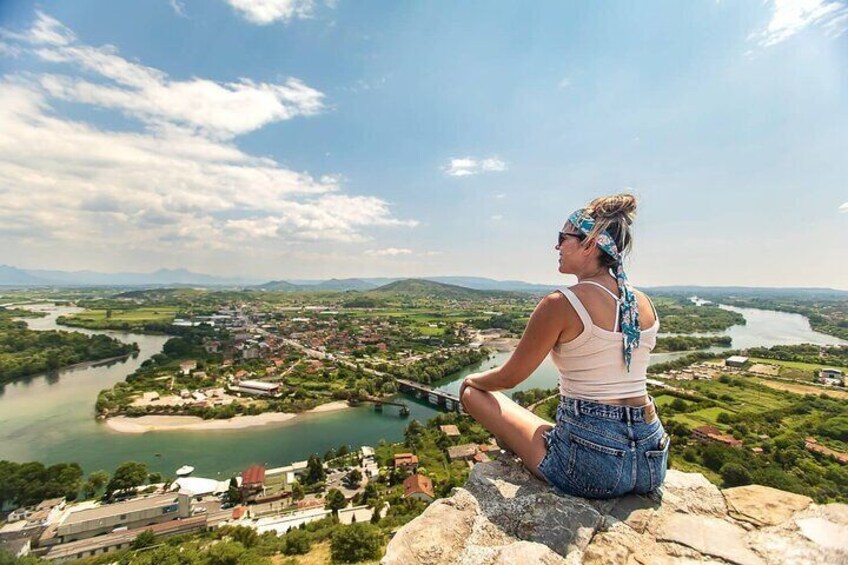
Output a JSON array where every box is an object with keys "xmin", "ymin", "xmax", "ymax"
[{"xmin": 368, "ymin": 278, "xmax": 505, "ymax": 299}]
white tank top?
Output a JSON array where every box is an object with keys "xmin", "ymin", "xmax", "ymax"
[{"xmin": 549, "ymin": 282, "xmax": 660, "ymax": 401}]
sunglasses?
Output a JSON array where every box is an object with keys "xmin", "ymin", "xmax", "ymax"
[{"xmin": 557, "ymin": 231, "xmax": 585, "ymax": 246}]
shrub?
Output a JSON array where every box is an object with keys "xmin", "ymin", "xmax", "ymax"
[{"xmin": 330, "ymin": 523, "xmax": 383, "ymax": 563}]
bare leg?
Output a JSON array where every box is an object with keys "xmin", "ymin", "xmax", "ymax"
[{"xmin": 461, "ymin": 387, "xmax": 553, "ymax": 481}]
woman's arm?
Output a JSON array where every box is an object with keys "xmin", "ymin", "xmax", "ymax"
[{"xmin": 461, "ymin": 292, "xmax": 567, "ymax": 395}]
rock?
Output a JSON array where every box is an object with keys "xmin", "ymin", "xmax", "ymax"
[
  {"xmin": 656, "ymin": 512, "xmax": 765, "ymax": 565},
  {"xmin": 380, "ymin": 457, "xmax": 848, "ymax": 565},
  {"xmin": 381, "ymin": 489, "xmax": 478, "ymax": 565},
  {"xmin": 723, "ymin": 484, "xmax": 812, "ymax": 527}
]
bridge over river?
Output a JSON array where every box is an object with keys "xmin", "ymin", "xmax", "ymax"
[{"xmin": 395, "ymin": 379, "xmax": 463, "ymax": 413}]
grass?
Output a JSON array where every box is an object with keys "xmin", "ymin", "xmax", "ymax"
[
  {"xmin": 69, "ymin": 307, "xmax": 178, "ymax": 322},
  {"xmin": 654, "ymin": 395, "xmax": 686, "ymax": 408},
  {"xmin": 272, "ymin": 541, "xmax": 382, "ymax": 565},
  {"xmin": 753, "ymin": 378, "xmax": 848, "ymax": 400},
  {"xmin": 747, "ymin": 357, "xmax": 831, "ymax": 373},
  {"xmin": 689, "ymin": 406, "xmax": 735, "ymax": 423}
]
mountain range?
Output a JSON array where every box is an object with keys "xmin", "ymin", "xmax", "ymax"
[{"xmin": 1, "ymin": 265, "xmax": 846, "ymax": 296}]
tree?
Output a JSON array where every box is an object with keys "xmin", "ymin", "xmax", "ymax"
[
  {"xmin": 330, "ymin": 523, "xmax": 383, "ymax": 563},
  {"xmin": 670, "ymin": 398, "xmax": 688, "ymax": 412},
  {"xmin": 83, "ymin": 470, "xmax": 109, "ymax": 499},
  {"xmin": 344, "ymin": 469, "xmax": 362, "ymax": 488},
  {"xmin": 131, "ymin": 529, "xmax": 156, "ymax": 550},
  {"xmin": 305, "ymin": 454, "xmax": 326, "ymax": 484},
  {"xmin": 291, "ymin": 481, "xmax": 305, "ymax": 501},
  {"xmin": 106, "ymin": 462, "xmax": 148, "ymax": 497},
  {"xmin": 720, "ymin": 463, "xmax": 753, "ymax": 487},
  {"xmin": 223, "ymin": 525, "xmax": 259, "ymax": 548},
  {"xmin": 205, "ymin": 540, "xmax": 245, "ymax": 565},
  {"xmin": 716, "ymin": 412, "xmax": 734, "ymax": 425},
  {"xmin": 325, "ymin": 488, "xmax": 347, "ymax": 514},
  {"xmin": 147, "ymin": 472, "xmax": 164, "ymax": 484},
  {"xmin": 404, "ymin": 419, "xmax": 423, "ymax": 449},
  {"xmin": 227, "ymin": 477, "xmax": 242, "ymax": 504},
  {"xmin": 283, "ymin": 529, "xmax": 311, "ymax": 555}
]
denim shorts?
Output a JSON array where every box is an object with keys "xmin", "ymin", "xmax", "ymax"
[{"xmin": 537, "ymin": 396, "xmax": 670, "ymax": 499}]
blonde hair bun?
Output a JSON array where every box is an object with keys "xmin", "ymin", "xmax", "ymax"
[{"xmin": 587, "ymin": 193, "xmax": 637, "ymax": 225}]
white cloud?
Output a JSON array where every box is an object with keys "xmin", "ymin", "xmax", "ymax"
[
  {"xmin": 752, "ymin": 0, "xmax": 848, "ymax": 47},
  {"xmin": 364, "ymin": 248, "xmax": 413, "ymax": 257},
  {"xmin": 224, "ymin": 0, "xmax": 315, "ymax": 24},
  {"xmin": 491, "ymin": 215, "xmax": 503, "ymax": 221},
  {"xmin": 170, "ymin": 0, "xmax": 188, "ymax": 17},
  {"xmin": 494, "ymin": 193, "xmax": 506, "ymax": 199},
  {"xmin": 839, "ymin": 202, "xmax": 848, "ymax": 212},
  {"xmin": 558, "ymin": 77, "xmax": 571, "ymax": 89},
  {"xmin": 443, "ymin": 156, "xmax": 508, "ymax": 177},
  {"xmin": 20, "ymin": 16, "xmax": 324, "ymax": 140},
  {"xmin": 0, "ymin": 13, "xmax": 416, "ymax": 257}
]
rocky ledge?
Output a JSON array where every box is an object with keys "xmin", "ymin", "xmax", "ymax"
[{"xmin": 382, "ymin": 457, "xmax": 847, "ymax": 564}]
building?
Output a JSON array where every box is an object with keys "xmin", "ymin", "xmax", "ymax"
[
  {"xmin": 447, "ymin": 444, "xmax": 478, "ymax": 462},
  {"xmin": 240, "ymin": 465, "xmax": 266, "ymax": 500},
  {"xmin": 263, "ymin": 462, "xmax": 308, "ymax": 497},
  {"xmin": 56, "ymin": 493, "xmax": 191, "ymax": 543},
  {"xmin": 179, "ymin": 360, "xmax": 197, "ymax": 375},
  {"xmin": 439, "ymin": 425, "xmax": 460, "ymax": 437},
  {"xmin": 725, "ymin": 356, "xmax": 749, "ymax": 368},
  {"xmin": 820, "ymin": 368, "xmax": 843, "ymax": 379},
  {"xmin": 403, "ymin": 474, "xmax": 434, "ymax": 503},
  {"xmin": 45, "ymin": 515, "xmax": 206, "ymax": 563},
  {"xmin": 228, "ymin": 380, "xmax": 281, "ymax": 397},
  {"xmin": 393, "ymin": 453, "xmax": 419, "ymax": 474},
  {"xmin": 692, "ymin": 425, "xmax": 742, "ymax": 448}
]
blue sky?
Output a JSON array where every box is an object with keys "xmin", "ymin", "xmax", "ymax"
[{"xmin": 0, "ymin": 0, "xmax": 846, "ymax": 288}]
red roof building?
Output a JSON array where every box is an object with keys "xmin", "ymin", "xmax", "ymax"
[
  {"xmin": 242, "ymin": 465, "xmax": 266, "ymax": 487},
  {"xmin": 393, "ymin": 453, "xmax": 419, "ymax": 473},
  {"xmin": 403, "ymin": 474, "xmax": 434, "ymax": 502}
]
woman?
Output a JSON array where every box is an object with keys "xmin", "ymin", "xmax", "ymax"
[{"xmin": 459, "ymin": 193, "xmax": 669, "ymax": 499}]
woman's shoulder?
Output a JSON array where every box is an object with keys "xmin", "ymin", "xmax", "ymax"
[{"xmin": 632, "ymin": 288, "xmax": 658, "ymax": 326}]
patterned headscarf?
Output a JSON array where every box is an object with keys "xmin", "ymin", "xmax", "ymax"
[{"xmin": 567, "ymin": 209, "xmax": 640, "ymax": 370}]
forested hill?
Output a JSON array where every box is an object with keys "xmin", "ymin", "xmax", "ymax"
[{"xmin": 367, "ymin": 279, "xmax": 512, "ymax": 299}]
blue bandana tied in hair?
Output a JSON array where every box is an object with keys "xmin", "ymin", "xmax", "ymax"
[{"xmin": 567, "ymin": 209, "xmax": 640, "ymax": 370}]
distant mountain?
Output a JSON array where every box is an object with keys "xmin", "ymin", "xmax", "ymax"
[
  {"xmin": 0, "ymin": 265, "xmax": 52, "ymax": 286},
  {"xmin": 368, "ymin": 278, "xmax": 504, "ymax": 299},
  {"xmin": 0, "ymin": 265, "xmax": 260, "ymax": 287},
  {"xmin": 424, "ymin": 276, "xmax": 557, "ymax": 293},
  {"xmin": 257, "ymin": 280, "xmax": 304, "ymax": 292},
  {"xmin": 310, "ymin": 278, "xmax": 378, "ymax": 291}
]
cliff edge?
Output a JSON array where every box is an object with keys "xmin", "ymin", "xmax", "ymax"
[{"xmin": 382, "ymin": 456, "xmax": 847, "ymax": 564}]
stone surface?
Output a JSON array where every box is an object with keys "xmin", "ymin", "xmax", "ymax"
[
  {"xmin": 380, "ymin": 457, "xmax": 848, "ymax": 565},
  {"xmin": 656, "ymin": 513, "xmax": 765, "ymax": 565},
  {"xmin": 723, "ymin": 484, "xmax": 813, "ymax": 526}
]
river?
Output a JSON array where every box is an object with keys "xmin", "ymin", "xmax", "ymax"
[{"xmin": 1, "ymin": 302, "xmax": 844, "ymax": 479}]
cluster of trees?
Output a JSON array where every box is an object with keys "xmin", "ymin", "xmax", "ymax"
[
  {"xmin": 653, "ymin": 297, "xmax": 746, "ymax": 333},
  {"xmin": 512, "ymin": 387, "xmax": 557, "ymax": 408},
  {"xmin": 0, "ymin": 309, "xmax": 138, "ymax": 385},
  {"xmin": 746, "ymin": 344, "xmax": 848, "ymax": 368},
  {"xmin": 0, "ymin": 459, "xmax": 159, "ymax": 511},
  {"xmin": 654, "ymin": 335, "xmax": 732, "ymax": 353},
  {"xmin": 394, "ymin": 348, "xmax": 490, "ymax": 385},
  {"xmin": 666, "ymin": 394, "xmax": 848, "ymax": 503}
]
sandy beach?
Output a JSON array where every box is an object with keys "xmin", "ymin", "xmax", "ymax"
[{"xmin": 105, "ymin": 400, "xmax": 351, "ymax": 434}]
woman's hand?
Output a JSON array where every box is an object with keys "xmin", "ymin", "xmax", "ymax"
[{"xmin": 459, "ymin": 374, "xmax": 485, "ymax": 399}]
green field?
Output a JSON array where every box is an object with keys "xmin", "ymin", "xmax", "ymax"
[
  {"xmin": 68, "ymin": 307, "xmax": 178, "ymax": 323},
  {"xmin": 748, "ymin": 357, "xmax": 833, "ymax": 373}
]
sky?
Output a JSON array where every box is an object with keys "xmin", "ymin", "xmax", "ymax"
[{"xmin": 0, "ymin": 0, "xmax": 846, "ymax": 288}]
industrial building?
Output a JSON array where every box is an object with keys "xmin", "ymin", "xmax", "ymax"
[{"xmin": 56, "ymin": 493, "xmax": 190, "ymax": 543}]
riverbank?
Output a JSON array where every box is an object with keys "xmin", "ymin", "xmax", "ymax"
[{"xmin": 104, "ymin": 401, "xmax": 352, "ymax": 434}]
